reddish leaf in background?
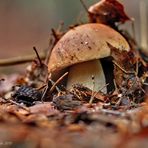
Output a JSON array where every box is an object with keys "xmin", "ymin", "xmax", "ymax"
[{"xmin": 88, "ymin": 0, "xmax": 130, "ymax": 26}]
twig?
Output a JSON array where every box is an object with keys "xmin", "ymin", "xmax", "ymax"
[
  {"xmin": 89, "ymin": 80, "xmax": 109, "ymax": 104},
  {"xmin": 33, "ymin": 46, "xmax": 43, "ymax": 66},
  {"xmin": 72, "ymin": 88, "xmax": 82, "ymax": 100},
  {"xmin": 49, "ymin": 79, "xmax": 61, "ymax": 92},
  {"xmin": 49, "ymin": 72, "xmax": 68, "ymax": 93},
  {"xmin": 57, "ymin": 21, "xmax": 64, "ymax": 33},
  {"xmin": 89, "ymin": 75, "xmax": 95, "ymax": 104},
  {"xmin": 2, "ymin": 97, "xmax": 30, "ymax": 112},
  {"xmin": 44, "ymin": 38, "xmax": 54, "ymax": 65},
  {"xmin": 37, "ymin": 84, "xmax": 47, "ymax": 91},
  {"xmin": 113, "ymin": 60, "xmax": 135, "ymax": 74},
  {"xmin": 79, "ymin": 0, "xmax": 89, "ymax": 14},
  {"xmin": 91, "ymin": 83, "xmax": 109, "ymax": 102},
  {"xmin": 0, "ymin": 51, "xmax": 46, "ymax": 66},
  {"xmin": 99, "ymin": 83, "xmax": 109, "ymax": 92},
  {"xmin": 135, "ymin": 61, "xmax": 138, "ymax": 76},
  {"xmin": 143, "ymin": 83, "xmax": 148, "ymax": 86},
  {"xmin": 113, "ymin": 79, "xmax": 118, "ymax": 92},
  {"xmin": 115, "ymin": 97, "xmax": 122, "ymax": 106},
  {"xmin": 51, "ymin": 28, "xmax": 59, "ymax": 42},
  {"xmin": 41, "ymin": 82, "xmax": 50, "ymax": 102},
  {"xmin": 75, "ymin": 87, "xmax": 87, "ymax": 97},
  {"xmin": 131, "ymin": 18, "xmax": 136, "ymax": 41}
]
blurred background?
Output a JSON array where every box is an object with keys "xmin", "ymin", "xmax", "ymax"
[{"xmin": 0, "ymin": 0, "xmax": 147, "ymax": 73}]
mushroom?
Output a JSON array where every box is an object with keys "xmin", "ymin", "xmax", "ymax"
[{"xmin": 48, "ymin": 23, "xmax": 130, "ymax": 93}]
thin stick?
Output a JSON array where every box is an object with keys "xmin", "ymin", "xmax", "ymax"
[
  {"xmin": 51, "ymin": 28, "xmax": 59, "ymax": 42},
  {"xmin": 113, "ymin": 79, "xmax": 118, "ymax": 91},
  {"xmin": 113, "ymin": 60, "xmax": 135, "ymax": 74},
  {"xmin": 41, "ymin": 83, "xmax": 49, "ymax": 102},
  {"xmin": 49, "ymin": 72, "xmax": 68, "ymax": 93},
  {"xmin": 49, "ymin": 79, "xmax": 60, "ymax": 92},
  {"xmin": 0, "ymin": 51, "xmax": 46, "ymax": 66},
  {"xmin": 135, "ymin": 61, "xmax": 139, "ymax": 76},
  {"xmin": 72, "ymin": 88, "xmax": 82, "ymax": 100},
  {"xmin": 37, "ymin": 84, "xmax": 47, "ymax": 91},
  {"xmin": 80, "ymin": 0, "xmax": 89, "ymax": 14},
  {"xmin": 99, "ymin": 83, "xmax": 109, "ymax": 92},
  {"xmin": 143, "ymin": 83, "xmax": 148, "ymax": 86},
  {"xmin": 131, "ymin": 18, "xmax": 136, "ymax": 41},
  {"xmin": 57, "ymin": 21, "xmax": 64, "ymax": 32},
  {"xmin": 89, "ymin": 81, "xmax": 109, "ymax": 104},
  {"xmin": 115, "ymin": 97, "xmax": 122, "ymax": 106},
  {"xmin": 2, "ymin": 97, "xmax": 30, "ymax": 112},
  {"xmin": 33, "ymin": 46, "xmax": 42, "ymax": 66},
  {"xmin": 44, "ymin": 38, "xmax": 54, "ymax": 65},
  {"xmin": 92, "ymin": 83, "xmax": 109, "ymax": 102},
  {"xmin": 89, "ymin": 75, "xmax": 95, "ymax": 104}
]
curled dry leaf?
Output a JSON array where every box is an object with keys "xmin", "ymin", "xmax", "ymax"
[{"xmin": 88, "ymin": 0, "xmax": 130, "ymax": 27}]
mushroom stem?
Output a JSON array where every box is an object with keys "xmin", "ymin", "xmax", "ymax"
[{"xmin": 66, "ymin": 59, "xmax": 107, "ymax": 93}]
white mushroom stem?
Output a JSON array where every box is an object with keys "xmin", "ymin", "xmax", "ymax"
[{"xmin": 66, "ymin": 59, "xmax": 107, "ymax": 93}]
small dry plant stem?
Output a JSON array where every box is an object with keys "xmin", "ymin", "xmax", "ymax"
[
  {"xmin": 41, "ymin": 82, "xmax": 50, "ymax": 102},
  {"xmin": 89, "ymin": 75, "xmax": 95, "ymax": 104},
  {"xmin": 131, "ymin": 18, "xmax": 136, "ymax": 41},
  {"xmin": 89, "ymin": 77, "xmax": 109, "ymax": 104},
  {"xmin": 113, "ymin": 79, "xmax": 118, "ymax": 93},
  {"xmin": 49, "ymin": 72, "xmax": 69, "ymax": 93},
  {"xmin": 0, "ymin": 52, "xmax": 46, "ymax": 66},
  {"xmin": 93, "ymin": 83, "xmax": 109, "ymax": 100},
  {"xmin": 44, "ymin": 38, "xmax": 54, "ymax": 65},
  {"xmin": 37, "ymin": 84, "xmax": 47, "ymax": 91},
  {"xmin": 79, "ymin": 0, "xmax": 89, "ymax": 14},
  {"xmin": 2, "ymin": 97, "xmax": 30, "ymax": 112},
  {"xmin": 49, "ymin": 79, "xmax": 61, "ymax": 92},
  {"xmin": 135, "ymin": 61, "xmax": 139, "ymax": 76},
  {"xmin": 113, "ymin": 60, "xmax": 135, "ymax": 74},
  {"xmin": 33, "ymin": 46, "xmax": 42, "ymax": 66},
  {"xmin": 51, "ymin": 29, "xmax": 59, "ymax": 42}
]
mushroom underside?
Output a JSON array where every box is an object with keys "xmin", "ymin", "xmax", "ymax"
[{"xmin": 66, "ymin": 59, "xmax": 107, "ymax": 93}]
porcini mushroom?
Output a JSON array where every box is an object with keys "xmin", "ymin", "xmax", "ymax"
[{"xmin": 48, "ymin": 23, "xmax": 130, "ymax": 93}]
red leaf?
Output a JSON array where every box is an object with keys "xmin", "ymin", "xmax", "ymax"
[{"xmin": 89, "ymin": 0, "xmax": 130, "ymax": 26}]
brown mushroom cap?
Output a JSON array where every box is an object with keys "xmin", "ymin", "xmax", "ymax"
[{"xmin": 48, "ymin": 23, "xmax": 130, "ymax": 73}]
